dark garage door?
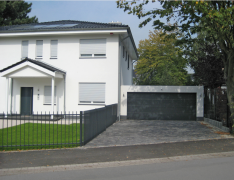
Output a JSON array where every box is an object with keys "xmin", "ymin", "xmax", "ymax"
[{"xmin": 127, "ymin": 92, "xmax": 196, "ymax": 120}]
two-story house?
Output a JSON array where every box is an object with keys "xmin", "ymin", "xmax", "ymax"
[{"xmin": 0, "ymin": 20, "xmax": 138, "ymax": 118}]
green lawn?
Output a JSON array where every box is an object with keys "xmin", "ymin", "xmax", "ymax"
[{"xmin": 0, "ymin": 123, "xmax": 81, "ymax": 151}]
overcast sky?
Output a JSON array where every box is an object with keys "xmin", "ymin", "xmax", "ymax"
[{"xmin": 27, "ymin": 0, "xmax": 163, "ymax": 48}]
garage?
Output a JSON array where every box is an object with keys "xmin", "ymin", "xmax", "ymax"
[{"xmin": 127, "ymin": 92, "xmax": 196, "ymax": 120}]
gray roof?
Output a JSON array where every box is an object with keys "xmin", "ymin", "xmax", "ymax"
[
  {"xmin": 0, "ymin": 58, "xmax": 66, "ymax": 74},
  {"xmin": 0, "ymin": 20, "xmax": 128, "ymax": 32},
  {"xmin": 0, "ymin": 20, "xmax": 138, "ymax": 58}
]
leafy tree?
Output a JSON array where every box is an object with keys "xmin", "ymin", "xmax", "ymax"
[
  {"xmin": 190, "ymin": 42, "xmax": 224, "ymax": 88},
  {"xmin": 0, "ymin": 0, "xmax": 38, "ymax": 26},
  {"xmin": 117, "ymin": 1, "xmax": 234, "ymax": 124},
  {"xmin": 134, "ymin": 29, "xmax": 188, "ymax": 85}
]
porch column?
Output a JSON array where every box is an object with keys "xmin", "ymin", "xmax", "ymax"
[
  {"xmin": 51, "ymin": 77, "xmax": 55, "ymax": 119},
  {"xmin": 5, "ymin": 77, "xmax": 9, "ymax": 117}
]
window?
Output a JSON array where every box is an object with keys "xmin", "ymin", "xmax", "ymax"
[
  {"xmin": 79, "ymin": 83, "xmax": 105, "ymax": 104},
  {"xmin": 80, "ymin": 39, "xmax": 106, "ymax": 57},
  {"xmin": 123, "ymin": 46, "xmax": 125, "ymax": 58},
  {"xmin": 21, "ymin": 40, "xmax": 28, "ymax": 59},
  {"xmin": 36, "ymin": 40, "xmax": 43, "ymax": 59},
  {"xmin": 44, "ymin": 86, "xmax": 56, "ymax": 104},
  {"xmin": 127, "ymin": 55, "xmax": 129, "ymax": 70},
  {"xmin": 50, "ymin": 40, "xmax": 58, "ymax": 59}
]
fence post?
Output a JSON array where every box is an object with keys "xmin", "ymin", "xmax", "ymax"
[{"xmin": 80, "ymin": 111, "xmax": 83, "ymax": 146}]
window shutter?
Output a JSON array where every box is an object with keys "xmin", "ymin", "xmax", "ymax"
[
  {"xmin": 22, "ymin": 41, "xmax": 28, "ymax": 59},
  {"xmin": 36, "ymin": 40, "xmax": 43, "ymax": 58},
  {"xmin": 44, "ymin": 86, "xmax": 56, "ymax": 104},
  {"xmin": 80, "ymin": 39, "xmax": 106, "ymax": 56},
  {"xmin": 51, "ymin": 40, "xmax": 58, "ymax": 58},
  {"xmin": 79, "ymin": 83, "xmax": 105, "ymax": 103}
]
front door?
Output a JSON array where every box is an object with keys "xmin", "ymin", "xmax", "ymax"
[{"xmin": 21, "ymin": 87, "xmax": 33, "ymax": 115}]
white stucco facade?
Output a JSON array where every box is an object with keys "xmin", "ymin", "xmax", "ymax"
[
  {"xmin": 121, "ymin": 85, "xmax": 204, "ymax": 120},
  {"xmin": 0, "ymin": 28, "xmax": 136, "ymax": 115}
]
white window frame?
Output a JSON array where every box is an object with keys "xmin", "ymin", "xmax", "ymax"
[
  {"xmin": 44, "ymin": 86, "xmax": 57, "ymax": 105},
  {"xmin": 21, "ymin": 40, "xmax": 28, "ymax": 60},
  {"xmin": 79, "ymin": 39, "xmax": 106, "ymax": 58},
  {"xmin": 50, "ymin": 40, "xmax": 58, "ymax": 59},
  {"xmin": 79, "ymin": 82, "xmax": 106, "ymax": 104},
  {"xmin": 36, "ymin": 40, "xmax": 43, "ymax": 59}
]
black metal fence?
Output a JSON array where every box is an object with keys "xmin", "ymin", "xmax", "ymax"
[
  {"xmin": 82, "ymin": 104, "xmax": 118, "ymax": 145},
  {"xmin": 0, "ymin": 104, "xmax": 118, "ymax": 151},
  {"xmin": 0, "ymin": 112, "xmax": 81, "ymax": 151},
  {"xmin": 204, "ymin": 87, "xmax": 233, "ymax": 129}
]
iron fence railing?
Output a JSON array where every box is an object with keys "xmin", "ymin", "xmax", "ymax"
[
  {"xmin": 0, "ymin": 112, "xmax": 81, "ymax": 151},
  {"xmin": 82, "ymin": 104, "xmax": 117, "ymax": 145},
  {"xmin": 204, "ymin": 87, "xmax": 233, "ymax": 131},
  {"xmin": 0, "ymin": 104, "xmax": 118, "ymax": 150}
]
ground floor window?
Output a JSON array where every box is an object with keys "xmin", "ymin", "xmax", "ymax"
[
  {"xmin": 44, "ymin": 86, "xmax": 56, "ymax": 104},
  {"xmin": 79, "ymin": 83, "xmax": 105, "ymax": 104}
]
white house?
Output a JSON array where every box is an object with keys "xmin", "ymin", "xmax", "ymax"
[{"xmin": 0, "ymin": 20, "xmax": 138, "ymax": 117}]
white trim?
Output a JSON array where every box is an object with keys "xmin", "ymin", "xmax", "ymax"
[
  {"xmin": 121, "ymin": 85, "xmax": 204, "ymax": 118},
  {"xmin": 5, "ymin": 77, "xmax": 9, "ymax": 116},
  {"xmin": 0, "ymin": 29, "xmax": 127, "ymax": 37},
  {"xmin": 1, "ymin": 62, "xmax": 55, "ymax": 77}
]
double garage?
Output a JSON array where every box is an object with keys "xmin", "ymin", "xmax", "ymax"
[{"xmin": 120, "ymin": 86, "xmax": 204, "ymax": 121}]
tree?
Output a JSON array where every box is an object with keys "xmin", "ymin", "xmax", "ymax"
[
  {"xmin": 117, "ymin": 1, "xmax": 234, "ymax": 125},
  {"xmin": 134, "ymin": 29, "xmax": 188, "ymax": 85},
  {"xmin": 0, "ymin": 1, "xmax": 38, "ymax": 26},
  {"xmin": 190, "ymin": 42, "xmax": 224, "ymax": 88}
]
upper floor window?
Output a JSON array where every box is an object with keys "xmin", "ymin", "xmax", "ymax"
[
  {"xmin": 128, "ymin": 54, "xmax": 130, "ymax": 70},
  {"xmin": 80, "ymin": 39, "xmax": 106, "ymax": 58},
  {"xmin": 123, "ymin": 46, "xmax": 125, "ymax": 58},
  {"xmin": 50, "ymin": 40, "xmax": 58, "ymax": 59},
  {"xmin": 21, "ymin": 40, "xmax": 28, "ymax": 60},
  {"xmin": 36, "ymin": 40, "xmax": 43, "ymax": 59}
]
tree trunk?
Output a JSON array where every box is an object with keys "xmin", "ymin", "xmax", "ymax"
[{"xmin": 225, "ymin": 51, "xmax": 234, "ymax": 132}]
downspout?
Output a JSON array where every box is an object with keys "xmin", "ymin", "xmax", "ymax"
[{"xmin": 118, "ymin": 36, "xmax": 121, "ymax": 121}]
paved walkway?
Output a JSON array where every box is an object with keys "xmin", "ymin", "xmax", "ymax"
[
  {"xmin": 1, "ymin": 138, "xmax": 234, "ymax": 175},
  {"xmin": 1, "ymin": 151, "xmax": 234, "ymax": 176},
  {"xmin": 86, "ymin": 120, "xmax": 232, "ymax": 147}
]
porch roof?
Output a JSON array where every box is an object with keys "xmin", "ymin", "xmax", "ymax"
[{"xmin": 0, "ymin": 58, "xmax": 66, "ymax": 74}]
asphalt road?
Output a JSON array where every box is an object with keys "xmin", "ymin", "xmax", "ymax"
[{"xmin": 2, "ymin": 155, "xmax": 234, "ymax": 180}]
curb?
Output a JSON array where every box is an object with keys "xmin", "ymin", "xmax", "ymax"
[{"xmin": 1, "ymin": 151, "xmax": 234, "ymax": 176}]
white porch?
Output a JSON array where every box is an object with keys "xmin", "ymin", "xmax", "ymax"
[{"xmin": 0, "ymin": 58, "xmax": 66, "ymax": 118}]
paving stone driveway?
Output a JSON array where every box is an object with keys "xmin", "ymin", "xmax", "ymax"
[{"xmin": 86, "ymin": 120, "xmax": 232, "ymax": 147}]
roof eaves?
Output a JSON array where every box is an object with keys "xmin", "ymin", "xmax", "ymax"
[
  {"xmin": 127, "ymin": 27, "xmax": 139, "ymax": 59},
  {"xmin": 0, "ymin": 26, "xmax": 129, "ymax": 34},
  {"xmin": 0, "ymin": 58, "xmax": 66, "ymax": 74}
]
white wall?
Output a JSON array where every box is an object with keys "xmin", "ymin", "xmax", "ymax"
[
  {"xmin": 120, "ymin": 41, "xmax": 133, "ymax": 86},
  {"xmin": 11, "ymin": 78, "xmax": 64, "ymax": 113},
  {"xmin": 0, "ymin": 33, "xmax": 127, "ymax": 113},
  {"xmin": 121, "ymin": 85, "xmax": 204, "ymax": 119}
]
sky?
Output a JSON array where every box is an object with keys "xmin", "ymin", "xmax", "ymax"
[
  {"xmin": 26, "ymin": 0, "xmax": 193, "ymax": 73},
  {"xmin": 26, "ymin": 0, "xmax": 163, "ymax": 48}
]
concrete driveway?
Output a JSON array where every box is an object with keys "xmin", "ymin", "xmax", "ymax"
[{"xmin": 86, "ymin": 120, "xmax": 232, "ymax": 147}]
